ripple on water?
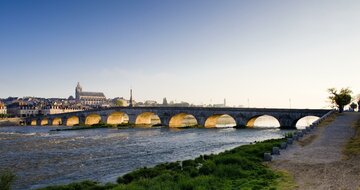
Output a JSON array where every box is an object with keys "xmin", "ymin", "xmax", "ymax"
[{"xmin": 0, "ymin": 126, "xmax": 292, "ymax": 190}]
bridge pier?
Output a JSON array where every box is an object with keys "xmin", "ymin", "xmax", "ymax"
[
  {"xmin": 127, "ymin": 114, "xmax": 137, "ymax": 125},
  {"xmin": 278, "ymin": 117, "xmax": 297, "ymax": 129},
  {"xmin": 235, "ymin": 117, "xmax": 247, "ymax": 128},
  {"xmin": 100, "ymin": 115, "xmax": 108, "ymax": 124},
  {"xmin": 79, "ymin": 116, "xmax": 86, "ymax": 126},
  {"xmin": 196, "ymin": 116, "xmax": 206, "ymax": 127}
]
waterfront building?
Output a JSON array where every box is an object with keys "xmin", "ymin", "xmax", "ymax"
[
  {"xmin": 0, "ymin": 102, "xmax": 7, "ymax": 115},
  {"xmin": 41, "ymin": 105, "xmax": 84, "ymax": 115},
  {"xmin": 7, "ymin": 102, "xmax": 40, "ymax": 117},
  {"xmin": 75, "ymin": 82, "xmax": 106, "ymax": 106}
]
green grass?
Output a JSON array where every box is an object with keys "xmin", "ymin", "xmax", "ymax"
[
  {"xmin": 0, "ymin": 170, "xmax": 16, "ymax": 190},
  {"xmin": 344, "ymin": 115, "xmax": 360, "ymax": 157},
  {"xmin": 273, "ymin": 170, "xmax": 297, "ymax": 190},
  {"xmin": 38, "ymin": 138, "xmax": 289, "ymax": 190}
]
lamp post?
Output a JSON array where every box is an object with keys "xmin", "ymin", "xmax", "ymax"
[{"xmin": 289, "ymin": 98, "xmax": 292, "ymax": 109}]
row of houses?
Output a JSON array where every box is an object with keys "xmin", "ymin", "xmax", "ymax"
[
  {"xmin": 4, "ymin": 102, "xmax": 85, "ymax": 118},
  {"xmin": 0, "ymin": 96, "xmax": 86, "ymax": 118}
]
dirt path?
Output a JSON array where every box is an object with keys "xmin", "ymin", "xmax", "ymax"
[{"xmin": 271, "ymin": 112, "xmax": 360, "ymax": 190}]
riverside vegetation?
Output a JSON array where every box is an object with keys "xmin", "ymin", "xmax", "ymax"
[
  {"xmin": 344, "ymin": 115, "xmax": 360, "ymax": 157},
  {"xmin": 29, "ymin": 137, "xmax": 293, "ymax": 190}
]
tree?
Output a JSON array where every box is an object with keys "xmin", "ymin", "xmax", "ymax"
[
  {"xmin": 328, "ymin": 87, "xmax": 352, "ymax": 113},
  {"xmin": 350, "ymin": 102, "xmax": 357, "ymax": 111},
  {"xmin": 115, "ymin": 99, "xmax": 125, "ymax": 107}
]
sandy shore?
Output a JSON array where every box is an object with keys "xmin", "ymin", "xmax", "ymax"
[{"xmin": 271, "ymin": 112, "xmax": 360, "ymax": 190}]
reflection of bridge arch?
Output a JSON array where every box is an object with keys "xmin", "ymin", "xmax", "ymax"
[
  {"xmin": 52, "ymin": 118, "xmax": 62, "ymax": 126},
  {"xmin": 40, "ymin": 118, "xmax": 49, "ymax": 126},
  {"xmin": 66, "ymin": 116, "xmax": 79, "ymax": 126},
  {"xmin": 107, "ymin": 112, "xmax": 129, "ymax": 125},
  {"xmin": 205, "ymin": 114, "xmax": 236, "ymax": 128},
  {"xmin": 85, "ymin": 114, "xmax": 101, "ymax": 126},
  {"xmin": 135, "ymin": 112, "xmax": 161, "ymax": 126},
  {"xmin": 31, "ymin": 120, "xmax": 37, "ymax": 126},
  {"xmin": 246, "ymin": 115, "xmax": 280, "ymax": 128},
  {"xmin": 169, "ymin": 113, "xmax": 198, "ymax": 128},
  {"xmin": 295, "ymin": 116, "xmax": 320, "ymax": 129}
]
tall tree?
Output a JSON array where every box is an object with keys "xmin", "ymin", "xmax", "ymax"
[{"xmin": 328, "ymin": 88, "xmax": 352, "ymax": 113}]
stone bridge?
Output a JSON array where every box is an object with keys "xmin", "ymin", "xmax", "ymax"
[{"xmin": 27, "ymin": 107, "xmax": 331, "ymax": 129}]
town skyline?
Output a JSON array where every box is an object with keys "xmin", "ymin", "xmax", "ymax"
[{"xmin": 1, "ymin": 1, "xmax": 360, "ymax": 108}]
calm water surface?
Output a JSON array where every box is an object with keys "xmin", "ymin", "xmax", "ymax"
[{"xmin": 0, "ymin": 126, "xmax": 292, "ymax": 189}]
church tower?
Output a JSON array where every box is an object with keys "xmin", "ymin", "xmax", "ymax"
[
  {"xmin": 129, "ymin": 89, "xmax": 133, "ymax": 107},
  {"xmin": 75, "ymin": 82, "xmax": 82, "ymax": 101}
]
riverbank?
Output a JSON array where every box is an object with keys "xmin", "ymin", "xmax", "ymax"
[
  {"xmin": 38, "ymin": 138, "xmax": 290, "ymax": 190},
  {"xmin": 0, "ymin": 118, "xmax": 22, "ymax": 126},
  {"xmin": 270, "ymin": 112, "xmax": 360, "ymax": 190},
  {"xmin": 0, "ymin": 126, "xmax": 288, "ymax": 189}
]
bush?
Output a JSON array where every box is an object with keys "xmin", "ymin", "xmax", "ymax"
[{"xmin": 0, "ymin": 170, "xmax": 16, "ymax": 190}]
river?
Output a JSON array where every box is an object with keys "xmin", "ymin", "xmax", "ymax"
[{"xmin": 0, "ymin": 126, "xmax": 293, "ymax": 189}]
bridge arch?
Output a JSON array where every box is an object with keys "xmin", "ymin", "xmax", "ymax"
[
  {"xmin": 31, "ymin": 119, "xmax": 37, "ymax": 126},
  {"xmin": 246, "ymin": 115, "xmax": 280, "ymax": 128},
  {"xmin": 85, "ymin": 114, "xmax": 101, "ymax": 126},
  {"xmin": 204, "ymin": 114, "xmax": 236, "ymax": 128},
  {"xmin": 135, "ymin": 112, "xmax": 161, "ymax": 127},
  {"xmin": 294, "ymin": 116, "xmax": 320, "ymax": 129},
  {"xmin": 40, "ymin": 118, "xmax": 49, "ymax": 126},
  {"xmin": 52, "ymin": 118, "xmax": 62, "ymax": 126},
  {"xmin": 107, "ymin": 112, "xmax": 129, "ymax": 125},
  {"xmin": 66, "ymin": 116, "xmax": 80, "ymax": 127},
  {"xmin": 169, "ymin": 113, "xmax": 198, "ymax": 128}
]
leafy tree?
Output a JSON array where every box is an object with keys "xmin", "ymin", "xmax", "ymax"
[
  {"xmin": 350, "ymin": 102, "xmax": 357, "ymax": 111},
  {"xmin": 116, "ymin": 99, "xmax": 125, "ymax": 107},
  {"xmin": 328, "ymin": 88, "xmax": 352, "ymax": 113}
]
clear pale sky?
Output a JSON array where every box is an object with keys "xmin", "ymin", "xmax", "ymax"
[{"xmin": 1, "ymin": 0, "xmax": 359, "ymax": 108}]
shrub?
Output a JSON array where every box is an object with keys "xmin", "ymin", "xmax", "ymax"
[{"xmin": 0, "ymin": 170, "xmax": 16, "ymax": 190}]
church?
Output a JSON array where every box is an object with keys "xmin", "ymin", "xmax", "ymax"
[{"xmin": 75, "ymin": 82, "xmax": 106, "ymax": 106}]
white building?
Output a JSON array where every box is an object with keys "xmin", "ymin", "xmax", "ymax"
[
  {"xmin": 41, "ymin": 105, "xmax": 84, "ymax": 115},
  {"xmin": 18, "ymin": 106, "xmax": 39, "ymax": 117},
  {"xmin": 0, "ymin": 102, "xmax": 6, "ymax": 115}
]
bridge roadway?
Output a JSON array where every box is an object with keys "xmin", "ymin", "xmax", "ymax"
[{"xmin": 27, "ymin": 106, "xmax": 331, "ymax": 129}]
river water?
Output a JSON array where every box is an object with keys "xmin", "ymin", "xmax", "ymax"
[{"xmin": 0, "ymin": 126, "xmax": 292, "ymax": 189}]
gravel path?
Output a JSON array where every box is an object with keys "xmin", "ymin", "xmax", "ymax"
[{"xmin": 271, "ymin": 112, "xmax": 360, "ymax": 190}]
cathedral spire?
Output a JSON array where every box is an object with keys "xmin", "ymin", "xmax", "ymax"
[{"xmin": 75, "ymin": 82, "xmax": 82, "ymax": 101}]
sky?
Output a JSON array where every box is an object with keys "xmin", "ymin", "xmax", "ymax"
[{"xmin": 1, "ymin": 0, "xmax": 360, "ymax": 109}]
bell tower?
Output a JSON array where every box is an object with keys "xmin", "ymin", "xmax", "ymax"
[{"xmin": 75, "ymin": 82, "xmax": 82, "ymax": 101}]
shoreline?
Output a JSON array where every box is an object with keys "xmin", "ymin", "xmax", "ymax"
[
  {"xmin": 0, "ymin": 125, "xmax": 288, "ymax": 190},
  {"xmin": 30, "ymin": 112, "xmax": 338, "ymax": 189},
  {"xmin": 35, "ymin": 137, "xmax": 289, "ymax": 190},
  {"xmin": 0, "ymin": 118, "xmax": 23, "ymax": 127}
]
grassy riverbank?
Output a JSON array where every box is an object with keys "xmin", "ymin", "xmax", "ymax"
[
  {"xmin": 37, "ymin": 138, "xmax": 290, "ymax": 190},
  {"xmin": 344, "ymin": 115, "xmax": 360, "ymax": 157}
]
